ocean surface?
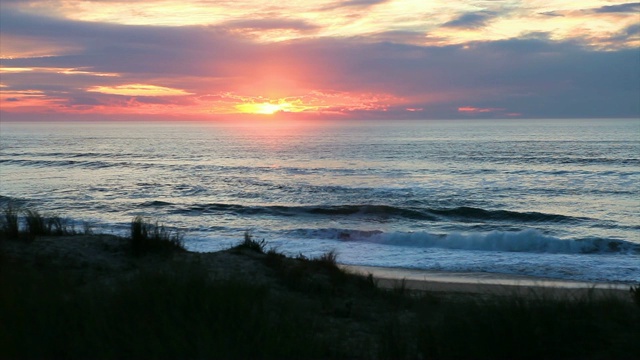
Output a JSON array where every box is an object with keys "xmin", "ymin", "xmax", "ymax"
[{"xmin": 1, "ymin": 119, "xmax": 639, "ymax": 283}]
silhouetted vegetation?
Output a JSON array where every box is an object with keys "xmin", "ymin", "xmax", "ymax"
[
  {"xmin": 24, "ymin": 209, "xmax": 47, "ymax": 237},
  {"xmin": 1, "ymin": 219, "xmax": 638, "ymax": 359},
  {"xmin": 1, "ymin": 204, "xmax": 20, "ymax": 239},
  {"xmin": 0, "ymin": 205, "xmax": 78, "ymax": 241},
  {"xmin": 631, "ymin": 285, "xmax": 640, "ymax": 308},
  {"xmin": 2, "ymin": 248, "xmax": 638, "ymax": 359},
  {"xmin": 0, "ymin": 261, "xmax": 329, "ymax": 359},
  {"xmin": 232, "ymin": 231, "xmax": 266, "ymax": 253},
  {"xmin": 389, "ymin": 292, "xmax": 639, "ymax": 359},
  {"xmin": 130, "ymin": 216, "xmax": 185, "ymax": 256}
]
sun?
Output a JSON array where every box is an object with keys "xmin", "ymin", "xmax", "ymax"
[
  {"xmin": 235, "ymin": 101, "xmax": 291, "ymax": 115},
  {"xmin": 232, "ymin": 97, "xmax": 326, "ymax": 115}
]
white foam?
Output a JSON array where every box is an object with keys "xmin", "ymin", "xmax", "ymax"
[{"xmin": 340, "ymin": 228, "xmax": 637, "ymax": 254}]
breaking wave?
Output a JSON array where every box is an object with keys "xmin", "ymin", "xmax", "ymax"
[
  {"xmin": 297, "ymin": 228, "xmax": 639, "ymax": 255},
  {"xmin": 149, "ymin": 201, "xmax": 585, "ymax": 224}
]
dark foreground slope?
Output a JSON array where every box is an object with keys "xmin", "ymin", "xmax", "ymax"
[{"xmin": 1, "ymin": 232, "xmax": 639, "ymax": 359}]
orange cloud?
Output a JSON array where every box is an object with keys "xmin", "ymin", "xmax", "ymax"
[
  {"xmin": 0, "ymin": 66, "xmax": 119, "ymax": 77},
  {"xmin": 1, "ymin": 2, "xmax": 637, "ymax": 120},
  {"xmin": 458, "ymin": 106, "xmax": 504, "ymax": 113},
  {"xmin": 200, "ymin": 91, "xmax": 404, "ymax": 116},
  {"xmin": 5, "ymin": 0, "xmax": 636, "ymax": 50},
  {"xmin": 87, "ymin": 84, "xmax": 192, "ymax": 96},
  {"xmin": 0, "ymin": 88, "xmax": 66, "ymax": 111}
]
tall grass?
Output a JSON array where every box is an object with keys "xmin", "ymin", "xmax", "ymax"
[
  {"xmin": 130, "ymin": 216, "xmax": 185, "ymax": 256},
  {"xmin": 0, "ymin": 206, "xmax": 78, "ymax": 240},
  {"xmin": 3, "ymin": 219, "xmax": 638, "ymax": 359},
  {"xmin": 24, "ymin": 209, "xmax": 47, "ymax": 237},
  {"xmin": 401, "ymin": 292, "xmax": 640, "ymax": 360},
  {"xmin": 0, "ymin": 261, "xmax": 330, "ymax": 359},
  {"xmin": 631, "ymin": 285, "xmax": 640, "ymax": 307},
  {"xmin": 262, "ymin": 249, "xmax": 354, "ymax": 294},
  {"xmin": 25, "ymin": 210, "xmax": 78, "ymax": 238},
  {"xmin": 2, "ymin": 254, "xmax": 637, "ymax": 359},
  {"xmin": 232, "ymin": 231, "xmax": 266, "ymax": 253},
  {"xmin": 1, "ymin": 204, "xmax": 20, "ymax": 239}
]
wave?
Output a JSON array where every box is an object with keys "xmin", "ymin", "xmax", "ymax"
[
  {"xmin": 463, "ymin": 155, "xmax": 640, "ymax": 167},
  {"xmin": 156, "ymin": 201, "xmax": 584, "ymax": 224},
  {"xmin": 0, "ymin": 158, "xmax": 134, "ymax": 169},
  {"xmin": 428, "ymin": 206, "xmax": 580, "ymax": 222},
  {"xmin": 163, "ymin": 202, "xmax": 434, "ymax": 219},
  {"xmin": 0, "ymin": 195, "xmax": 39, "ymax": 208},
  {"xmin": 304, "ymin": 205, "xmax": 436, "ymax": 220},
  {"xmin": 299, "ymin": 228, "xmax": 640, "ymax": 255},
  {"xmin": 0, "ymin": 195, "xmax": 28, "ymax": 206}
]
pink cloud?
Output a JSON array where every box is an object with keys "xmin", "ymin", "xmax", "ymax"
[
  {"xmin": 458, "ymin": 106, "xmax": 505, "ymax": 113},
  {"xmin": 0, "ymin": 6, "xmax": 638, "ymax": 120}
]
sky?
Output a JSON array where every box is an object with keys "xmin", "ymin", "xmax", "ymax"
[{"xmin": 0, "ymin": 0, "xmax": 639, "ymax": 121}]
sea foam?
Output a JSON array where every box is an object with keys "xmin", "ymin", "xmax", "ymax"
[{"xmin": 315, "ymin": 228, "xmax": 639, "ymax": 255}]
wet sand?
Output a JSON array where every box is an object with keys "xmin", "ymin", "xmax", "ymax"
[{"xmin": 341, "ymin": 264, "xmax": 633, "ymax": 299}]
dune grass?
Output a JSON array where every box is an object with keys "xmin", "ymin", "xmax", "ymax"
[
  {"xmin": 232, "ymin": 231, "xmax": 267, "ymax": 253},
  {"xmin": 0, "ymin": 206, "xmax": 79, "ymax": 241},
  {"xmin": 1, "ymin": 248, "xmax": 638, "ymax": 359},
  {"xmin": 1, "ymin": 204, "xmax": 20, "ymax": 239},
  {"xmin": 631, "ymin": 285, "xmax": 640, "ymax": 307},
  {"xmin": 0, "ymin": 260, "xmax": 329, "ymax": 359},
  {"xmin": 130, "ymin": 216, "xmax": 185, "ymax": 256},
  {"xmin": 385, "ymin": 291, "xmax": 639, "ymax": 359},
  {"xmin": 1, "ymin": 210, "xmax": 638, "ymax": 359},
  {"xmin": 0, "ymin": 205, "xmax": 183, "ymax": 258}
]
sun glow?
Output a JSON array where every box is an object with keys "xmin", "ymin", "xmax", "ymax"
[
  {"xmin": 213, "ymin": 91, "xmax": 402, "ymax": 116},
  {"xmin": 234, "ymin": 99, "xmax": 317, "ymax": 115},
  {"xmin": 236, "ymin": 102, "xmax": 288, "ymax": 114}
]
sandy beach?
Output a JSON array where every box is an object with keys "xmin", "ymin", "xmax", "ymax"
[{"xmin": 341, "ymin": 264, "xmax": 633, "ymax": 300}]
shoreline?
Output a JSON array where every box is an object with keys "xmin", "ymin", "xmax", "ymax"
[{"xmin": 340, "ymin": 264, "xmax": 633, "ymax": 299}]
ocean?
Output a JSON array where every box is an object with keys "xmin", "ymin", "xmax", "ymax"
[{"xmin": 1, "ymin": 119, "xmax": 638, "ymax": 283}]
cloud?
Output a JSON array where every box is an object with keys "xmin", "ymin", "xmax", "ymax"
[
  {"xmin": 367, "ymin": 30, "xmax": 428, "ymax": 45},
  {"xmin": 594, "ymin": 2, "xmax": 640, "ymax": 13},
  {"xmin": 66, "ymin": 96, "xmax": 103, "ymax": 106},
  {"xmin": 223, "ymin": 18, "xmax": 319, "ymax": 32},
  {"xmin": 0, "ymin": 6, "xmax": 638, "ymax": 119},
  {"xmin": 442, "ymin": 11, "xmax": 499, "ymax": 29},
  {"xmin": 338, "ymin": 0, "xmax": 388, "ymax": 7},
  {"xmin": 620, "ymin": 23, "xmax": 640, "ymax": 37},
  {"xmin": 539, "ymin": 11, "xmax": 564, "ymax": 17},
  {"xmin": 321, "ymin": 0, "xmax": 390, "ymax": 11},
  {"xmin": 458, "ymin": 106, "xmax": 503, "ymax": 113},
  {"xmin": 87, "ymin": 84, "xmax": 193, "ymax": 96}
]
